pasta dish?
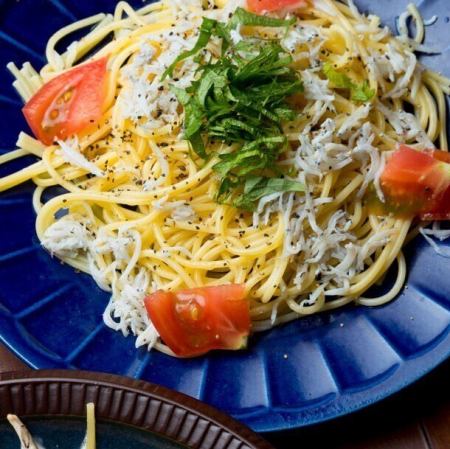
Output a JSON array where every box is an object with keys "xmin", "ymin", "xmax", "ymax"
[
  {"xmin": 1, "ymin": 0, "xmax": 449, "ymax": 356},
  {"xmin": 7, "ymin": 403, "xmax": 96, "ymax": 449}
]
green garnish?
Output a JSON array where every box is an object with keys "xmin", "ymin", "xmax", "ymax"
[
  {"xmin": 162, "ymin": 18, "xmax": 227, "ymax": 80},
  {"xmin": 351, "ymin": 80, "xmax": 376, "ymax": 102},
  {"xmin": 228, "ymin": 7, "xmax": 296, "ymax": 29},
  {"xmin": 234, "ymin": 176, "xmax": 305, "ymax": 211},
  {"xmin": 162, "ymin": 8, "xmax": 295, "ymax": 80},
  {"xmin": 323, "ymin": 62, "xmax": 375, "ymax": 102},
  {"xmin": 166, "ymin": 9, "xmax": 304, "ymax": 210}
]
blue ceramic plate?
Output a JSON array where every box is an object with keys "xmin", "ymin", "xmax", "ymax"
[{"xmin": 0, "ymin": 0, "xmax": 450, "ymax": 433}]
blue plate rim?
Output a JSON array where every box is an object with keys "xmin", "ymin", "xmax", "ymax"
[{"xmin": 0, "ymin": 301, "xmax": 449, "ymax": 432}]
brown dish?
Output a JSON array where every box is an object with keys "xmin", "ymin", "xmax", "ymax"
[{"xmin": 0, "ymin": 370, "xmax": 273, "ymax": 449}]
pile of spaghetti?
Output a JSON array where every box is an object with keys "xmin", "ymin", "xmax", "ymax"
[{"xmin": 1, "ymin": 0, "xmax": 449, "ymax": 356}]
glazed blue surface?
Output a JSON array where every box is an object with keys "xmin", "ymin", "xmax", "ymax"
[
  {"xmin": 0, "ymin": 417, "xmax": 184, "ymax": 449},
  {"xmin": 0, "ymin": 0, "xmax": 450, "ymax": 433}
]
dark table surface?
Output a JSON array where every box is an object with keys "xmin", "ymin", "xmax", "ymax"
[{"xmin": 0, "ymin": 343, "xmax": 448, "ymax": 449}]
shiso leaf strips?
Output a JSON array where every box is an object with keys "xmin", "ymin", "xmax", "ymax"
[
  {"xmin": 165, "ymin": 9, "xmax": 305, "ymax": 210},
  {"xmin": 323, "ymin": 62, "xmax": 375, "ymax": 102}
]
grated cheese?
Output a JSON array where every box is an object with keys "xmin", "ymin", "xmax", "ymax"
[
  {"xmin": 337, "ymin": 103, "xmax": 371, "ymax": 137},
  {"xmin": 103, "ymin": 267, "xmax": 160, "ymax": 348},
  {"xmin": 42, "ymin": 215, "xmax": 92, "ymax": 258},
  {"xmin": 302, "ymin": 69, "xmax": 335, "ymax": 103},
  {"xmin": 58, "ymin": 137, "xmax": 105, "ymax": 178},
  {"xmin": 384, "ymin": 50, "xmax": 417, "ymax": 99},
  {"xmin": 351, "ymin": 122, "xmax": 383, "ymax": 197},
  {"xmin": 377, "ymin": 102, "xmax": 435, "ymax": 149},
  {"xmin": 93, "ymin": 231, "xmax": 134, "ymax": 261},
  {"xmin": 313, "ymin": 0, "xmax": 336, "ymax": 16},
  {"xmin": 420, "ymin": 223, "xmax": 450, "ymax": 258},
  {"xmin": 153, "ymin": 196, "xmax": 197, "ymax": 221},
  {"xmin": 282, "ymin": 25, "xmax": 321, "ymax": 52},
  {"xmin": 117, "ymin": 31, "xmax": 199, "ymax": 128},
  {"xmin": 295, "ymin": 119, "xmax": 352, "ymax": 177}
]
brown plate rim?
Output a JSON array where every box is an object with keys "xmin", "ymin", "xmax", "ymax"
[{"xmin": 0, "ymin": 369, "xmax": 274, "ymax": 449}]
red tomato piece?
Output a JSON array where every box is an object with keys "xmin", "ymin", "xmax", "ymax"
[
  {"xmin": 431, "ymin": 149, "xmax": 450, "ymax": 164},
  {"xmin": 145, "ymin": 284, "xmax": 251, "ymax": 357},
  {"xmin": 420, "ymin": 150, "xmax": 450, "ymax": 220},
  {"xmin": 22, "ymin": 57, "xmax": 109, "ymax": 145},
  {"xmin": 380, "ymin": 145, "xmax": 450, "ymax": 219},
  {"xmin": 421, "ymin": 186, "xmax": 450, "ymax": 220},
  {"xmin": 247, "ymin": 0, "xmax": 307, "ymax": 13}
]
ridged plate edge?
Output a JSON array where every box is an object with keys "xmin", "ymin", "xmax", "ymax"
[{"xmin": 0, "ymin": 370, "xmax": 274, "ymax": 449}]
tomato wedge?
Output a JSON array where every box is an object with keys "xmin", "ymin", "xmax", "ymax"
[
  {"xmin": 145, "ymin": 284, "xmax": 251, "ymax": 357},
  {"xmin": 22, "ymin": 57, "xmax": 109, "ymax": 145},
  {"xmin": 380, "ymin": 145, "xmax": 450, "ymax": 220},
  {"xmin": 247, "ymin": 0, "xmax": 307, "ymax": 13}
]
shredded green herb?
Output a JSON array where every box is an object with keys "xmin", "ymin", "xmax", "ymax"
[
  {"xmin": 234, "ymin": 176, "xmax": 305, "ymax": 210},
  {"xmin": 165, "ymin": 8, "xmax": 305, "ymax": 210},
  {"xmin": 323, "ymin": 62, "xmax": 375, "ymax": 103},
  {"xmin": 228, "ymin": 7, "xmax": 296, "ymax": 29}
]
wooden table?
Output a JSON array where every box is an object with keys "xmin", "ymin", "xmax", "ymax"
[{"xmin": 0, "ymin": 343, "xmax": 448, "ymax": 448}]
